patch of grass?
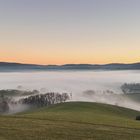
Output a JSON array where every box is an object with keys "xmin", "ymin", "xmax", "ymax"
[{"xmin": 0, "ymin": 102, "xmax": 140, "ymax": 140}]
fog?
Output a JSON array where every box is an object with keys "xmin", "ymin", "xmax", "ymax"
[
  {"xmin": 7, "ymin": 103, "xmax": 29, "ymax": 115},
  {"xmin": 0, "ymin": 70, "xmax": 140, "ymax": 111}
]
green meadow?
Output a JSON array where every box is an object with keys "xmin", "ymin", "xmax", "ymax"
[{"xmin": 0, "ymin": 102, "xmax": 140, "ymax": 140}]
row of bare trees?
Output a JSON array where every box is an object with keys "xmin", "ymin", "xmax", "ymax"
[
  {"xmin": 0, "ymin": 90, "xmax": 72, "ymax": 113},
  {"xmin": 20, "ymin": 92, "xmax": 72, "ymax": 107}
]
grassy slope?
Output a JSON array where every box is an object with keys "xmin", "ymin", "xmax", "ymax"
[{"xmin": 0, "ymin": 102, "xmax": 140, "ymax": 140}]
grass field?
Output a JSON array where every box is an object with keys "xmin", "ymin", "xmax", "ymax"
[{"xmin": 0, "ymin": 102, "xmax": 140, "ymax": 140}]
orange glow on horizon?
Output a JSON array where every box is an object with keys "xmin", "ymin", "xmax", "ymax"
[{"xmin": 0, "ymin": 57, "xmax": 139, "ymax": 65}]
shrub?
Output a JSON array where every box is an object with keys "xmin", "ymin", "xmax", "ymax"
[{"xmin": 136, "ymin": 116, "xmax": 140, "ymax": 120}]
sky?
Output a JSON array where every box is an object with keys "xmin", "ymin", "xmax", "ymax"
[{"xmin": 0, "ymin": 0, "xmax": 140, "ymax": 65}]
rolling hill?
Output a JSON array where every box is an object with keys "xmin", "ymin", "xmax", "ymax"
[{"xmin": 0, "ymin": 102, "xmax": 140, "ymax": 140}]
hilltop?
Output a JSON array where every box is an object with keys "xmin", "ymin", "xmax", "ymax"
[{"xmin": 0, "ymin": 102, "xmax": 140, "ymax": 140}]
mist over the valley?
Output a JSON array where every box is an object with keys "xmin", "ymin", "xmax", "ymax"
[{"xmin": 0, "ymin": 70, "xmax": 140, "ymax": 113}]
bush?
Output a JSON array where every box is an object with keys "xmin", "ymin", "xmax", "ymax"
[{"xmin": 136, "ymin": 116, "xmax": 140, "ymax": 120}]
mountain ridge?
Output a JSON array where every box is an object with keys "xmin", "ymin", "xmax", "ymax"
[{"xmin": 0, "ymin": 62, "xmax": 140, "ymax": 71}]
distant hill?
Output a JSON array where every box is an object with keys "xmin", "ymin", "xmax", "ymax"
[{"xmin": 0, "ymin": 62, "xmax": 140, "ymax": 71}]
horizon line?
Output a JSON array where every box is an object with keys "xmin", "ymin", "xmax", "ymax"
[{"xmin": 0, "ymin": 61, "xmax": 140, "ymax": 66}]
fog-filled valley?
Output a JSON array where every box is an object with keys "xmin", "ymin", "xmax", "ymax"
[{"xmin": 0, "ymin": 70, "xmax": 140, "ymax": 114}]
